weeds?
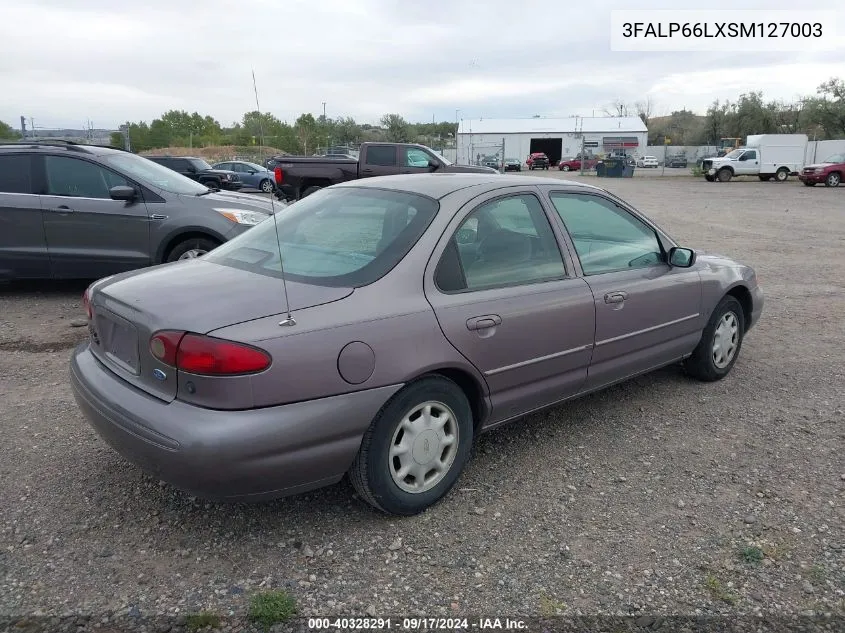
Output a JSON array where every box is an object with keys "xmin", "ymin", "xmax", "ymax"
[
  {"xmin": 248, "ymin": 590, "xmax": 297, "ymax": 630},
  {"xmin": 704, "ymin": 574, "xmax": 737, "ymax": 604},
  {"xmin": 185, "ymin": 612, "xmax": 221, "ymax": 632},
  {"xmin": 739, "ymin": 544, "xmax": 765, "ymax": 565}
]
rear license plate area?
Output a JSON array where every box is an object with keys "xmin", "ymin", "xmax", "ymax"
[{"xmin": 94, "ymin": 312, "xmax": 140, "ymax": 375}]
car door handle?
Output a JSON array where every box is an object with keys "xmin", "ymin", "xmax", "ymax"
[
  {"xmin": 466, "ymin": 315, "xmax": 502, "ymax": 331},
  {"xmin": 150, "ymin": 214, "xmax": 168, "ymax": 220},
  {"xmin": 49, "ymin": 205, "xmax": 74, "ymax": 213},
  {"xmin": 604, "ymin": 291, "xmax": 628, "ymax": 304}
]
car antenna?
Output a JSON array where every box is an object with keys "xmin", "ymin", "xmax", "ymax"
[{"xmin": 252, "ymin": 69, "xmax": 295, "ymax": 327}]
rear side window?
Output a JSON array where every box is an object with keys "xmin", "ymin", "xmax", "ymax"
[
  {"xmin": 205, "ymin": 187, "xmax": 438, "ymax": 287},
  {"xmin": 365, "ymin": 146, "xmax": 397, "ymax": 166},
  {"xmin": 0, "ymin": 155, "xmax": 33, "ymax": 193}
]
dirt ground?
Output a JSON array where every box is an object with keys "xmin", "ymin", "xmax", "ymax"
[{"xmin": 0, "ymin": 174, "xmax": 843, "ymax": 630}]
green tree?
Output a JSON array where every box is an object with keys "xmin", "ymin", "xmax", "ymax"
[
  {"xmin": 380, "ymin": 114, "xmax": 412, "ymax": 142},
  {"xmin": 0, "ymin": 120, "xmax": 21, "ymax": 140},
  {"xmin": 294, "ymin": 113, "xmax": 317, "ymax": 154}
]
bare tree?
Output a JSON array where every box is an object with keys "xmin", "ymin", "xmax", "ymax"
[
  {"xmin": 603, "ymin": 99, "xmax": 631, "ymax": 117},
  {"xmin": 635, "ymin": 97, "xmax": 654, "ymax": 127}
]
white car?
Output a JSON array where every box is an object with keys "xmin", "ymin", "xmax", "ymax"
[{"xmin": 637, "ymin": 156, "xmax": 659, "ymax": 168}]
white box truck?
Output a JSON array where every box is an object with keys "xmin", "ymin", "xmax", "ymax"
[{"xmin": 702, "ymin": 134, "xmax": 808, "ymax": 183}]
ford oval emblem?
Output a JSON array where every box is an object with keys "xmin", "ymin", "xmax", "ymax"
[{"xmin": 152, "ymin": 368, "xmax": 167, "ymax": 381}]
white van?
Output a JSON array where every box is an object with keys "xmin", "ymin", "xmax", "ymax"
[{"xmin": 702, "ymin": 134, "xmax": 808, "ymax": 182}]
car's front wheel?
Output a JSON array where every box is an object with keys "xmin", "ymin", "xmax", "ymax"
[
  {"xmin": 683, "ymin": 295, "xmax": 745, "ymax": 382},
  {"xmin": 349, "ymin": 376, "xmax": 473, "ymax": 515}
]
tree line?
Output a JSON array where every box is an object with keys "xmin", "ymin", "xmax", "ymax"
[{"xmin": 2, "ymin": 76, "xmax": 843, "ymax": 151}]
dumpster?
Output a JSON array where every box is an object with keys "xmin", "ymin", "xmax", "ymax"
[{"xmin": 596, "ymin": 157, "xmax": 634, "ymax": 178}]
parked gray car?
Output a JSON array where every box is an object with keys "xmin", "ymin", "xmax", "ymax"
[
  {"xmin": 70, "ymin": 174, "xmax": 763, "ymax": 515},
  {"xmin": 0, "ymin": 141, "xmax": 277, "ymax": 280},
  {"xmin": 213, "ymin": 160, "xmax": 277, "ymax": 193}
]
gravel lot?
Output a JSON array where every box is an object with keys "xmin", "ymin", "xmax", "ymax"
[{"xmin": 1, "ymin": 175, "xmax": 843, "ymax": 631}]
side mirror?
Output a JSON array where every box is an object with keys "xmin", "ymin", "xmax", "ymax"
[
  {"xmin": 428, "ymin": 160, "xmax": 439, "ymax": 170},
  {"xmin": 669, "ymin": 246, "xmax": 696, "ymax": 268},
  {"xmin": 109, "ymin": 185, "xmax": 137, "ymax": 201}
]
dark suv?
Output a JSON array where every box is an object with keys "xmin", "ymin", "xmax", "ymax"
[
  {"xmin": 145, "ymin": 156, "xmax": 243, "ymax": 191},
  {"xmin": 0, "ymin": 141, "xmax": 277, "ymax": 281}
]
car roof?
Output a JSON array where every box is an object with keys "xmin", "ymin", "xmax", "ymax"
[
  {"xmin": 0, "ymin": 141, "xmax": 127, "ymax": 157},
  {"xmin": 333, "ymin": 173, "xmax": 601, "ymax": 199}
]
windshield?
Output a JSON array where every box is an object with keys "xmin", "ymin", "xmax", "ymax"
[
  {"xmin": 430, "ymin": 150, "xmax": 452, "ymax": 166},
  {"xmin": 823, "ymin": 153, "xmax": 844, "ymax": 163},
  {"xmin": 103, "ymin": 153, "xmax": 209, "ymax": 195},
  {"xmin": 190, "ymin": 158, "xmax": 212, "ymax": 170},
  {"xmin": 204, "ymin": 187, "xmax": 438, "ymax": 287},
  {"xmin": 724, "ymin": 149, "xmax": 744, "ymax": 159}
]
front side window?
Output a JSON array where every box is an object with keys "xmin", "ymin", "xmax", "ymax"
[
  {"xmin": 104, "ymin": 153, "xmax": 208, "ymax": 195},
  {"xmin": 742, "ymin": 150, "xmax": 757, "ymax": 160},
  {"xmin": 44, "ymin": 156, "xmax": 129, "ymax": 199},
  {"xmin": 435, "ymin": 194, "xmax": 566, "ymax": 292},
  {"xmin": 550, "ymin": 193, "xmax": 664, "ymax": 275},
  {"xmin": 405, "ymin": 148, "xmax": 431, "ymax": 168},
  {"xmin": 365, "ymin": 145, "xmax": 396, "ymax": 166},
  {"xmin": 204, "ymin": 187, "xmax": 437, "ymax": 287},
  {"xmin": 0, "ymin": 155, "xmax": 33, "ymax": 194}
]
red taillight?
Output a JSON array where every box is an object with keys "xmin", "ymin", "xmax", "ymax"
[
  {"xmin": 150, "ymin": 330, "xmax": 271, "ymax": 376},
  {"xmin": 150, "ymin": 330, "xmax": 184, "ymax": 367},
  {"xmin": 274, "ymin": 166, "xmax": 283, "ymax": 185},
  {"xmin": 82, "ymin": 287, "xmax": 93, "ymax": 320}
]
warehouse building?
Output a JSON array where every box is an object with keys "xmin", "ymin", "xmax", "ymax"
[{"xmin": 456, "ymin": 116, "xmax": 648, "ymax": 166}]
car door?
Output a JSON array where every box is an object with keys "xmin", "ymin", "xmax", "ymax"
[
  {"xmin": 360, "ymin": 145, "xmax": 400, "ymax": 178},
  {"xmin": 38, "ymin": 154, "xmax": 151, "ymax": 279},
  {"xmin": 0, "ymin": 153, "xmax": 51, "ymax": 279},
  {"xmin": 735, "ymin": 150, "xmax": 758, "ymax": 175},
  {"xmin": 547, "ymin": 190, "xmax": 703, "ymax": 390},
  {"xmin": 424, "ymin": 189, "xmax": 596, "ymax": 424},
  {"xmin": 400, "ymin": 146, "xmax": 436, "ymax": 174}
]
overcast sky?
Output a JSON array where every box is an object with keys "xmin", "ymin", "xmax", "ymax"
[{"xmin": 1, "ymin": 0, "xmax": 844, "ymax": 130}]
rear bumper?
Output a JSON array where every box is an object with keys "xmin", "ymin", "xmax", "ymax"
[{"xmin": 70, "ymin": 343, "xmax": 402, "ymax": 501}]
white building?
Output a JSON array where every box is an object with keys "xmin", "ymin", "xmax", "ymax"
[{"xmin": 456, "ymin": 116, "xmax": 648, "ymax": 166}]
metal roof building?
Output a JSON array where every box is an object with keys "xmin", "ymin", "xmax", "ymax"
[{"xmin": 456, "ymin": 116, "xmax": 648, "ymax": 167}]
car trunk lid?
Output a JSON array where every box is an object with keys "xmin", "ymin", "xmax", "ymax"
[{"xmin": 88, "ymin": 260, "xmax": 352, "ymax": 402}]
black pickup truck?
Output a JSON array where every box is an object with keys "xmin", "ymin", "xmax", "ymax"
[
  {"xmin": 267, "ymin": 142, "xmax": 497, "ymax": 200},
  {"xmin": 145, "ymin": 156, "xmax": 243, "ymax": 191}
]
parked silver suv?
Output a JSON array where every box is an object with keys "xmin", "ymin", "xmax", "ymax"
[{"xmin": 0, "ymin": 141, "xmax": 278, "ymax": 280}]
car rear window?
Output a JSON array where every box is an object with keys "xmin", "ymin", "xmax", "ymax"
[{"xmin": 204, "ymin": 187, "xmax": 439, "ymax": 287}]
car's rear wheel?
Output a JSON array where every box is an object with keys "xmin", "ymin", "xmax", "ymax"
[
  {"xmin": 683, "ymin": 295, "xmax": 745, "ymax": 382},
  {"xmin": 775, "ymin": 167, "xmax": 790, "ymax": 182},
  {"xmin": 166, "ymin": 237, "xmax": 219, "ymax": 262},
  {"xmin": 825, "ymin": 172, "xmax": 841, "ymax": 187},
  {"xmin": 562, "ymin": 165, "xmax": 570, "ymax": 171},
  {"xmin": 349, "ymin": 376, "xmax": 473, "ymax": 516},
  {"xmin": 259, "ymin": 179, "xmax": 274, "ymax": 193}
]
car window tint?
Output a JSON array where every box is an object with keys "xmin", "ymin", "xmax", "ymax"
[
  {"xmin": 550, "ymin": 193, "xmax": 663, "ymax": 275},
  {"xmin": 365, "ymin": 145, "xmax": 396, "ymax": 166},
  {"xmin": 216, "ymin": 162, "xmax": 231, "ymax": 171},
  {"xmin": 436, "ymin": 194, "xmax": 565, "ymax": 292},
  {"xmin": 44, "ymin": 156, "xmax": 127, "ymax": 199},
  {"xmin": 744, "ymin": 150, "xmax": 757, "ymax": 159},
  {"xmin": 0, "ymin": 155, "xmax": 33, "ymax": 194},
  {"xmin": 204, "ymin": 188, "xmax": 437, "ymax": 287},
  {"xmin": 405, "ymin": 148, "xmax": 430, "ymax": 168}
]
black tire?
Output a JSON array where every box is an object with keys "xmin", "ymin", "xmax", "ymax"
[
  {"xmin": 825, "ymin": 171, "xmax": 841, "ymax": 187},
  {"xmin": 775, "ymin": 167, "xmax": 789, "ymax": 182},
  {"xmin": 803, "ymin": 181, "xmax": 816, "ymax": 187},
  {"xmin": 717, "ymin": 168, "xmax": 732, "ymax": 183},
  {"xmin": 301, "ymin": 185, "xmax": 322, "ymax": 198},
  {"xmin": 199, "ymin": 178, "xmax": 220, "ymax": 190},
  {"xmin": 349, "ymin": 376, "xmax": 474, "ymax": 516},
  {"xmin": 165, "ymin": 237, "xmax": 219, "ymax": 263},
  {"xmin": 683, "ymin": 295, "xmax": 745, "ymax": 382},
  {"xmin": 704, "ymin": 174, "xmax": 715, "ymax": 182},
  {"xmin": 259, "ymin": 179, "xmax": 274, "ymax": 193}
]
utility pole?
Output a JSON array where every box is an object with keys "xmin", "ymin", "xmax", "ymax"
[
  {"xmin": 579, "ymin": 116, "xmax": 586, "ymax": 176},
  {"xmin": 501, "ymin": 137, "xmax": 505, "ymax": 172},
  {"xmin": 455, "ymin": 109, "xmax": 460, "ymax": 162},
  {"xmin": 322, "ymin": 102, "xmax": 326, "ymax": 119},
  {"xmin": 20, "ymin": 116, "xmax": 27, "ymax": 138}
]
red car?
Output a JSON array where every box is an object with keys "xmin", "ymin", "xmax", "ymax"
[
  {"xmin": 526, "ymin": 152, "xmax": 550, "ymax": 170},
  {"xmin": 799, "ymin": 152, "xmax": 844, "ymax": 187},
  {"xmin": 558, "ymin": 157, "xmax": 598, "ymax": 171}
]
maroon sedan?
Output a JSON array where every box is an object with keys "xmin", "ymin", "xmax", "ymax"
[
  {"xmin": 799, "ymin": 153, "xmax": 844, "ymax": 187},
  {"xmin": 71, "ymin": 174, "xmax": 763, "ymax": 515}
]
